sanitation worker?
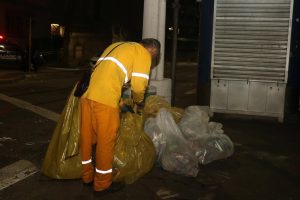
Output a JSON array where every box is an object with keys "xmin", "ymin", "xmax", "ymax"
[{"xmin": 80, "ymin": 38, "xmax": 160, "ymax": 194}]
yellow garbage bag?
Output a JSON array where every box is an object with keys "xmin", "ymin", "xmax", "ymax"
[
  {"xmin": 42, "ymin": 86, "xmax": 82, "ymax": 179},
  {"xmin": 113, "ymin": 112, "xmax": 156, "ymax": 184},
  {"xmin": 144, "ymin": 95, "xmax": 184, "ymax": 123}
]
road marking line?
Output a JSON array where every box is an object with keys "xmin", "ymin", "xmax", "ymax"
[
  {"xmin": 157, "ymin": 189, "xmax": 180, "ymax": 199},
  {"xmin": 185, "ymin": 88, "xmax": 197, "ymax": 95},
  {"xmin": 0, "ymin": 137, "xmax": 16, "ymax": 142},
  {"xmin": 0, "ymin": 160, "xmax": 38, "ymax": 190},
  {"xmin": 44, "ymin": 66, "xmax": 82, "ymax": 71},
  {"xmin": 0, "ymin": 93, "xmax": 59, "ymax": 122}
]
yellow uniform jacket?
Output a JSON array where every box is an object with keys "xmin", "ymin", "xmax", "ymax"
[{"xmin": 82, "ymin": 42, "xmax": 151, "ymax": 108}]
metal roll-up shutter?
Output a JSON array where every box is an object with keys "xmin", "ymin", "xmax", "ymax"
[{"xmin": 211, "ymin": 0, "xmax": 294, "ymax": 82}]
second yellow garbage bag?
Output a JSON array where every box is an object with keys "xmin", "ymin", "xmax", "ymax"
[
  {"xmin": 144, "ymin": 95, "xmax": 184, "ymax": 123},
  {"xmin": 113, "ymin": 112, "xmax": 156, "ymax": 184},
  {"xmin": 41, "ymin": 86, "xmax": 82, "ymax": 179}
]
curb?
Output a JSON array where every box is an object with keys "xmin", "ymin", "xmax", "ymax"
[{"xmin": 0, "ymin": 72, "xmax": 26, "ymax": 84}]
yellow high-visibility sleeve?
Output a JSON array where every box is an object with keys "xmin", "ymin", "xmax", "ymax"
[{"xmin": 131, "ymin": 54, "xmax": 151, "ymax": 103}]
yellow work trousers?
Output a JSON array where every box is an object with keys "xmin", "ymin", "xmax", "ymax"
[{"xmin": 80, "ymin": 98, "xmax": 119, "ymax": 191}]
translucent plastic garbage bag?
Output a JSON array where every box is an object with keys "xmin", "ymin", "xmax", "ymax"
[
  {"xmin": 113, "ymin": 112, "xmax": 156, "ymax": 184},
  {"xmin": 144, "ymin": 117, "xmax": 166, "ymax": 163},
  {"xmin": 179, "ymin": 106, "xmax": 212, "ymax": 140},
  {"xmin": 208, "ymin": 121, "xmax": 224, "ymax": 135},
  {"xmin": 178, "ymin": 106, "xmax": 234, "ymax": 165},
  {"xmin": 156, "ymin": 108, "xmax": 199, "ymax": 177},
  {"xmin": 190, "ymin": 128, "xmax": 234, "ymax": 165},
  {"xmin": 42, "ymin": 86, "xmax": 82, "ymax": 179}
]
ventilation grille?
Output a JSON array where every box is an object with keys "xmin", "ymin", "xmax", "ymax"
[{"xmin": 212, "ymin": 0, "xmax": 293, "ymax": 82}]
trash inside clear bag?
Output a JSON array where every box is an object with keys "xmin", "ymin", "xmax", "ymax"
[
  {"xmin": 190, "ymin": 131, "xmax": 234, "ymax": 164},
  {"xmin": 146, "ymin": 108, "xmax": 199, "ymax": 177},
  {"xmin": 179, "ymin": 106, "xmax": 211, "ymax": 140},
  {"xmin": 179, "ymin": 106, "xmax": 234, "ymax": 165},
  {"xmin": 144, "ymin": 117, "xmax": 166, "ymax": 164}
]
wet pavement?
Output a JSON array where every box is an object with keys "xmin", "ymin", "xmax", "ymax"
[{"xmin": 0, "ymin": 64, "xmax": 300, "ymax": 199}]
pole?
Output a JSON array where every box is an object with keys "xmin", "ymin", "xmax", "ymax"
[
  {"xmin": 157, "ymin": 0, "xmax": 166, "ymax": 81},
  {"xmin": 196, "ymin": 0, "xmax": 203, "ymax": 104},
  {"xmin": 171, "ymin": 0, "xmax": 180, "ymax": 106},
  {"xmin": 28, "ymin": 16, "xmax": 32, "ymax": 71},
  {"xmin": 142, "ymin": 0, "xmax": 159, "ymax": 80}
]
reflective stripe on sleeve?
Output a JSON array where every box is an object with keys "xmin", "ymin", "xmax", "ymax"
[
  {"xmin": 82, "ymin": 159, "xmax": 92, "ymax": 165},
  {"xmin": 98, "ymin": 57, "xmax": 128, "ymax": 83},
  {"xmin": 132, "ymin": 72, "xmax": 149, "ymax": 80},
  {"xmin": 95, "ymin": 168, "xmax": 112, "ymax": 174}
]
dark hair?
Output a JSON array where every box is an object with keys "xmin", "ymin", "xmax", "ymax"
[
  {"xmin": 140, "ymin": 38, "xmax": 161, "ymax": 67},
  {"xmin": 140, "ymin": 38, "xmax": 161, "ymax": 54}
]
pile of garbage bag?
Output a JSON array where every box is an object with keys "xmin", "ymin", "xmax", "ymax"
[
  {"xmin": 42, "ymin": 93, "xmax": 234, "ymax": 182},
  {"xmin": 144, "ymin": 96, "xmax": 234, "ymax": 177}
]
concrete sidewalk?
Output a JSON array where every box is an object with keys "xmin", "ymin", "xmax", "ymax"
[{"xmin": 0, "ymin": 70, "xmax": 25, "ymax": 84}]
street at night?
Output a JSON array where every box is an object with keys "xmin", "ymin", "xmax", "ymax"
[
  {"xmin": 1, "ymin": 0, "xmax": 300, "ymax": 199},
  {"xmin": 0, "ymin": 63, "xmax": 299, "ymax": 199}
]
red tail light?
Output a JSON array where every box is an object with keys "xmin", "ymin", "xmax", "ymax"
[{"xmin": 0, "ymin": 35, "xmax": 4, "ymax": 40}]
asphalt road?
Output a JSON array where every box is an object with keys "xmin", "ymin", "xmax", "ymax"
[{"xmin": 0, "ymin": 65, "xmax": 299, "ymax": 200}]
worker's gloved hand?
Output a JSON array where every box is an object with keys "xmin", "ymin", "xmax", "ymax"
[
  {"xmin": 133, "ymin": 101, "xmax": 145, "ymax": 114},
  {"xmin": 120, "ymin": 104, "xmax": 134, "ymax": 113}
]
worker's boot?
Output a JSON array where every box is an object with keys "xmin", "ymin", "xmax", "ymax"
[{"xmin": 93, "ymin": 182, "xmax": 125, "ymax": 197}]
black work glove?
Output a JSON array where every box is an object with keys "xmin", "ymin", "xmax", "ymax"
[
  {"xmin": 120, "ymin": 104, "xmax": 134, "ymax": 113},
  {"xmin": 134, "ymin": 101, "xmax": 145, "ymax": 114}
]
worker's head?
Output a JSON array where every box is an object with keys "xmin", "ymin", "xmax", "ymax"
[{"xmin": 140, "ymin": 38, "xmax": 161, "ymax": 67}]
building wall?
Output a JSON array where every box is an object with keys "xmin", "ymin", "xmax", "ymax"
[
  {"xmin": 67, "ymin": 32, "xmax": 110, "ymax": 66},
  {"xmin": 0, "ymin": 6, "xmax": 5, "ymax": 35}
]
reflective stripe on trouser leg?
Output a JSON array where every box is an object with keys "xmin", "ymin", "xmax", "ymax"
[
  {"xmin": 82, "ymin": 159, "xmax": 92, "ymax": 165},
  {"xmin": 95, "ymin": 168, "xmax": 113, "ymax": 174},
  {"xmin": 80, "ymin": 98, "xmax": 95, "ymax": 183},
  {"xmin": 91, "ymin": 102, "xmax": 119, "ymax": 192}
]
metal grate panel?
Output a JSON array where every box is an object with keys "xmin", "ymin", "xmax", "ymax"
[{"xmin": 211, "ymin": 0, "xmax": 294, "ymax": 82}]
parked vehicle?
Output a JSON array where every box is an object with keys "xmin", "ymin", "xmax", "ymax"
[
  {"xmin": 0, "ymin": 34, "xmax": 44, "ymax": 71},
  {"xmin": 0, "ymin": 35, "xmax": 25, "ymax": 69}
]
